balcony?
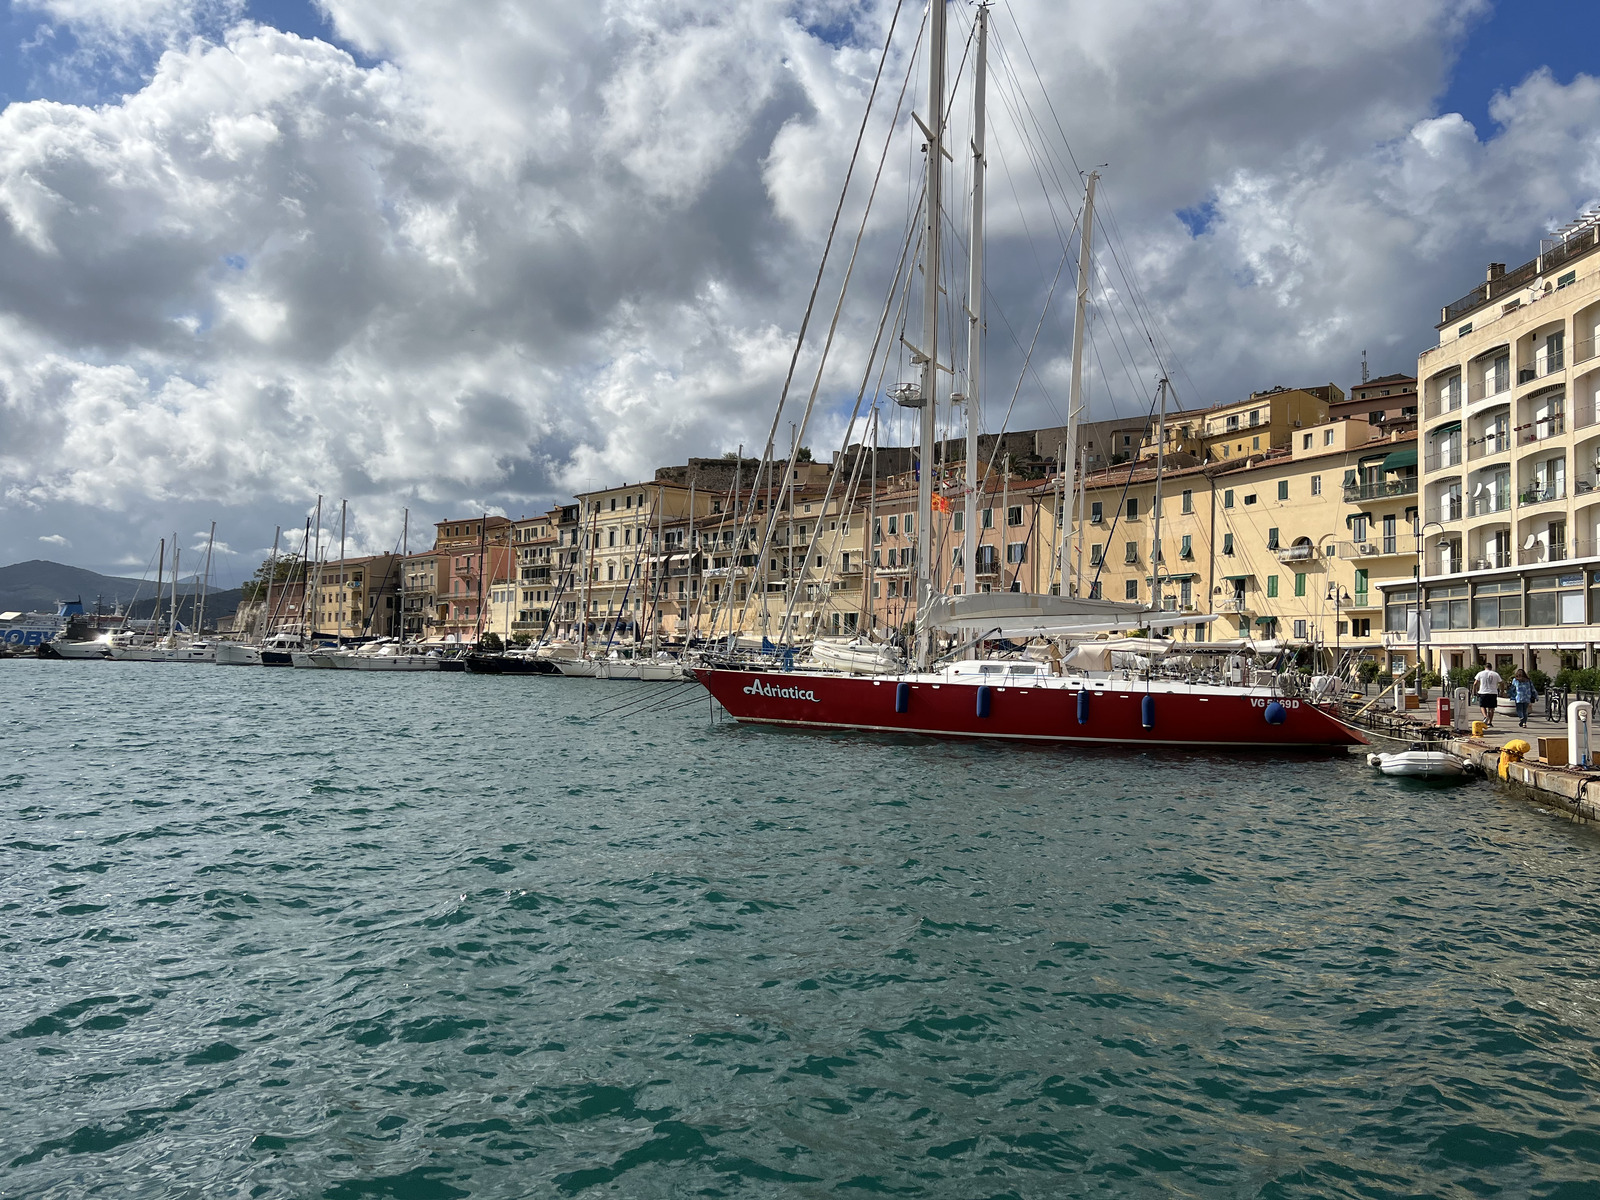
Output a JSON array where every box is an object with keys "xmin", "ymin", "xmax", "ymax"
[
  {"xmin": 1346, "ymin": 590, "xmax": 1377, "ymax": 610},
  {"xmin": 1467, "ymin": 433, "xmax": 1511, "ymax": 461},
  {"xmin": 1471, "ymin": 550, "xmax": 1512, "ymax": 571},
  {"xmin": 1518, "ymin": 351, "xmax": 1565, "ymax": 385},
  {"xmin": 1218, "ymin": 599, "xmax": 1251, "ymax": 615},
  {"xmin": 1517, "ymin": 544, "xmax": 1569, "ymax": 566},
  {"xmin": 1424, "ymin": 448, "xmax": 1464, "ymax": 472},
  {"xmin": 1517, "ymin": 485, "xmax": 1566, "ymax": 507},
  {"xmin": 1274, "ymin": 543, "xmax": 1317, "ymax": 563},
  {"xmin": 1424, "ymin": 500, "xmax": 1464, "ymax": 524},
  {"xmin": 1520, "ymin": 415, "xmax": 1565, "ymax": 443},
  {"xmin": 1343, "ymin": 477, "xmax": 1418, "ymax": 503},
  {"xmin": 1424, "ymin": 390, "xmax": 1463, "ymax": 420},
  {"xmin": 1575, "ymin": 336, "xmax": 1597, "ymax": 368},
  {"xmin": 1338, "ymin": 540, "xmax": 1404, "ymax": 559},
  {"xmin": 1467, "ymin": 377, "xmax": 1511, "ymax": 406},
  {"xmin": 1469, "ymin": 493, "xmax": 1512, "ymax": 517}
]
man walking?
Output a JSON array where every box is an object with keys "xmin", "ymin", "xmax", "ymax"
[{"xmin": 1473, "ymin": 661, "xmax": 1503, "ymax": 729}]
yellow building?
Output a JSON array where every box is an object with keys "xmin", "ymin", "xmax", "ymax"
[
  {"xmin": 1080, "ymin": 415, "xmax": 1417, "ymax": 664},
  {"xmin": 1165, "ymin": 384, "xmax": 1343, "ymax": 464},
  {"xmin": 309, "ymin": 553, "xmax": 403, "ymax": 639}
]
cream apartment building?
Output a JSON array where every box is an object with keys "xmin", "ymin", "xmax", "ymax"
[{"xmin": 1407, "ymin": 216, "xmax": 1600, "ymax": 676}]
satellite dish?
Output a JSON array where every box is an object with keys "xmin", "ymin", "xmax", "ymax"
[
  {"xmin": 1472, "ymin": 483, "xmax": 1484, "ymax": 496},
  {"xmin": 1524, "ymin": 535, "xmax": 1538, "ymax": 550}
]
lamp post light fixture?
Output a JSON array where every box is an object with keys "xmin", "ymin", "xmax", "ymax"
[{"xmin": 1327, "ymin": 583, "xmax": 1351, "ymax": 669}]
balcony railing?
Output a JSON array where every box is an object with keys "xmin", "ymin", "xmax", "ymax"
[
  {"xmin": 1519, "ymin": 351, "xmax": 1565, "ymax": 384},
  {"xmin": 1469, "ymin": 493, "xmax": 1512, "ymax": 517},
  {"xmin": 1521, "ymin": 415, "xmax": 1565, "ymax": 442},
  {"xmin": 1424, "ymin": 501, "xmax": 1464, "ymax": 524},
  {"xmin": 1338, "ymin": 540, "xmax": 1404, "ymax": 559},
  {"xmin": 1518, "ymin": 485, "xmax": 1566, "ymax": 506},
  {"xmin": 1424, "ymin": 448, "xmax": 1463, "ymax": 471},
  {"xmin": 1272, "ymin": 543, "xmax": 1315, "ymax": 562},
  {"xmin": 1577, "ymin": 400, "xmax": 1599, "ymax": 431},
  {"xmin": 1218, "ymin": 599, "xmax": 1250, "ymax": 614},
  {"xmin": 1425, "ymin": 554, "xmax": 1464, "ymax": 576},
  {"xmin": 1517, "ymin": 543, "xmax": 1569, "ymax": 566},
  {"xmin": 1467, "ymin": 376, "xmax": 1511, "ymax": 405},
  {"xmin": 1342, "ymin": 477, "xmax": 1419, "ymax": 502},
  {"xmin": 1467, "ymin": 433, "xmax": 1511, "ymax": 461},
  {"xmin": 1346, "ymin": 590, "xmax": 1375, "ymax": 609},
  {"xmin": 1471, "ymin": 550, "xmax": 1512, "ymax": 571},
  {"xmin": 1425, "ymin": 390, "xmax": 1463, "ymax": 419},
  {"xmin": 1575, "ymin": 336, "xmax": 1597, "ymax": 367}
]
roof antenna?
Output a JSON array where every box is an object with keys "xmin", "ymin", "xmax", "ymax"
[{"xmin": 1361, "ymin": 349, "xmax": 1369, "ymax": 384}]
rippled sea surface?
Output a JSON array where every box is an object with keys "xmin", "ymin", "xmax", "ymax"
[{"xmin": 5, "ymin": 661, "xmax": 1600, "ymax": 1198}]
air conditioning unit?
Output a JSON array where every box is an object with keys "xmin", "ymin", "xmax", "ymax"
[{"xmin": 1363, "ymin": 544, "xmax": 1378, "ymax": 555}]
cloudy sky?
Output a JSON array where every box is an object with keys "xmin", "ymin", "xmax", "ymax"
[{"xmin": 1, "ymin": 0, "xmax": 1598, "ymax": 584}]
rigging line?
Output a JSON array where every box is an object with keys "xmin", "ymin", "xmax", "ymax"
[
  {"xmin": 984, "ymin": 32, "xmax": 1076, "ymax": 253},
  {"xmin": 980, "ymin": 236, "xmax": 1074, "ymax": 486},
  {"xmin": 994, "ymin": 2, "xmax": 1083, "ymax": 181},
  {"xmin": 1090, "ymin": 213, "xmax": 1167, "ymax": 385},
  {"xmin": 731, "ymin": 0, "xmax": 911, "ymax": 597}
]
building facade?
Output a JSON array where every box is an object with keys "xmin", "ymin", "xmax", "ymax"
[{"xmin": 1407, "ymin": 217, "xmax": 1600, "ymax": 677}]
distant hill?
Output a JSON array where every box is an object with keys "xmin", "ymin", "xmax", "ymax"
[{"xmin": 0, "ymin": 560, "xmax": 241, "ymax": 627}]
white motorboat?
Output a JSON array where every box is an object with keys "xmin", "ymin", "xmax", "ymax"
[
  {"xmin": 1366, "ymin": 744, "xmax": 1476, "ymax": 780},
  {"xmin": 327, "ymin": 640, "xmax": 441, "ymax": 671},
  {"xmin": 42, "ymin": 634, "xmax": 112, "ymax": 659},
  {"xmin": 215, "ymin": 641, "xmax": 262, "ymax": 666}
]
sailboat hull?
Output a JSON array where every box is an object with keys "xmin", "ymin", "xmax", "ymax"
[{"xmin": 692, "ymin": 668, "xmax": 1365, "ymax": 749}]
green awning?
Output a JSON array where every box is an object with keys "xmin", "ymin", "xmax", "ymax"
[
  {"xmin": 1382, "ymin": 448, "xmax": 1417, "ymax": 471},
  {"xmin": 1221, "ymin": 574, "xmax": 1252, "ymax": 582},
  {"xmin": 1434, "ymin": 420, "xmax": 1461, "ymax": 434},
  {"xmin": 1253, "ymin": 615, "xmax": 1278, "ymax": 627},
  {"xmin": 1357, "ymin": 452, "xmax": 1388, "ymax": 465}
]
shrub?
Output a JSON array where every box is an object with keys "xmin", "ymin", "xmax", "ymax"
[
  {"xmin": 479, "ymin": 631, "xmax": 504, "ymax": 653},
  {"xmin": 1357, "ymin": 661, "xmax": 1383, "ymax": 686},
  {"xmin": 1446, "ymin": 666, "xmax": 1477, "ymax": 692},
  {"xmin": 1528, "ymin": 668, "xmax": 1551, "ymax": 694},
  {"xmin": 511, "ymin": 631, "xmax": 533, "ymax": 647}
]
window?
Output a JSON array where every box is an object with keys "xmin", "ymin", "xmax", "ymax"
[
  {"xmin": 1303, "ymin": 433, "xmax": 1312, "ymax": 449},
  {"xmin": 1006, "ymin": 542, "xmax": 1026, "ymax": 564},
  {"xmin": 982, "ymin": 507, "xmax": 994, "ymax": 529},
  {"xmin": 1223, "ymin": 533, "xmax": 1234, "ymax": 555},
  {"xmin": 1293, "ymin": 619, "xmax": 1307, "ymax": 640},
  {"xmin": 1382, "ymin": 514, "xmax": 1396, "ymax": 555},
  {"xmin": 1090, "ymin": 544, "xmax": 1103, "ymax": 565},
  {"xmin": 1294, "ymin": 573, "xmax": 1306, "ymax": 597},
  {"xmin": 953, "ymin": 511, "xmax": 963, "ymax": 532},
  {"xmin": 1249, "ymin": 409, "xmax": 1260, "ymax": 427},
  {"xmin": 905, "ymin": 514, "xmax": 915, "ymax": 537},
  {"xmin": 1007, "ymin": 506, "xmax": 1022, "ymax": 527},
  {"xmin": 1472, "ymin": 580, "xmax": 1521, "ymax": 629},
  {"xmin": 1223, "ymin": 490, "xmax": 1234, "ymax": 508},
  {"xmin": 1458, "ymin": 322, "xmax": 1472, "ymax": 336},
  {"xmin": 1558, "ymin": 271, "xmax": 1576, "ymax": 289},
  {"xmin": 1124, "ymin": 541, "xmax": 1139, "ymax": 564},
  {"xmin": 1311, "ymin": 475, "xmax": 1321, "ymax": 496},
  {"xmin": 1277, "ymin": 480, "xmax": 1289, "ymax": 501},
  {"xmin": 1181, "ymin": 489, "xmax": 1193, "ymax": 514},
  {"xmin": 1089, "ymin": 581, "xmax": 1102, "ymax": 599},
  {"xmin": 1090, "ymin": 501, "xmax": 1103, "ymax": 523},
  {"xmin": 609, "ymin": 497, "xmax": 616, "ymax": 511},
  {"xmin": 1351, "ymin": 617, "xmax": 1371, "ymax": 637},
  {"xmin": 1252, "ymin": 436, "xmax": 1261, "ymax": 450},
  {"xmin": 1267, "ymin": 528, "xmax": 1279, "ymax": 549},
  {"xmin": 1324, "ymin": 429, "xmax": 1335, "ymax": 446},
  {"xmin": 1355, "ymin": 568, "xmax": 1369, "ymax": 601},
  {"xmin": 1125, "ymin": 579, "xmax": 1138, "ymax": 600},
  {"xmin": 1352, "ymin": 515, "xmax": 1368, "ymax": 542},
  {"xmin": 1267, "ymin": 575, "xmax": 1279, "ymax": 598},
  {"xmin": 1180, "ymin": 534, "xmax": 1192, "ymax": 559},
  {"xmin": 887, "ymin": 515, "xmax": 897, "ymax": 536},
  {"xmin": 1243, "ymin": 493, "xmax": 1257, "ymax": 505},
  {"xmin": 1127, "ymin": 498, "xmax": 1140, "ymax": 520}
]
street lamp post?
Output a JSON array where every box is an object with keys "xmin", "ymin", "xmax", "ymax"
[{"xmin": 1327, "ymin": 582, "xmax": 1351, "ymax": 673}]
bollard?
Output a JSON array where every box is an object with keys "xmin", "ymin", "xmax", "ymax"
[
  {"xmin": 1569, "ymin": 700, "xmax": 1593, "ymax": 767},
  {"xmin": 1393, "ymin": 679, "xmax": 1405, "ymax": 710},
  {"xmin": 1452, "ymin": 687, "xmax": 1471, "ymax": 731}
]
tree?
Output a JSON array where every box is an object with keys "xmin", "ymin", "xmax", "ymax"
[
  {"xmin": 479, "ymin": 631, "xmax": 503, "ymax": 653},
  {"xmin": 240, "ymin": 554, "xmax": 301, "ymax": 601}
]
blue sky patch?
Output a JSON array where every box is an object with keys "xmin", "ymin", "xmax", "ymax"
[{"xmin": 1177, "ymin": 199, "xmax": 1217, "ymax": 239}]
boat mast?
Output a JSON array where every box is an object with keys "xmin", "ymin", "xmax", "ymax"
[
  {"xmin": 169, "ymin": 535, "xmax": 179, "ymax": 640},
  {"xmin": 963, "ymin": 3, "xmax": 987, "ymax": 602},
  {"xmin": 914, "ymin": 0, "xmax": 946, "ymax": 670},
  {"xmin": 1151, "ymin": 376, "xmax": 1168, "ymax": 618},
  {"xmin": 867, "ymin": 409, "xmax": 878, "ymax": 635},
  {"xmin": 198, "ymin": 521, "xmax": 215, "ymax": 634},
  {"xmin": 400, "ymin": 508, "xmax": 408, "ymax": 640},
  {"xmin": 262, "ymin": 526, "xmax": 280, "ymax": 641},
  {"xmin": 1061, "ymin": 169, "xmax": 1098, "ymax": 595},
  {"xmin": 310, "ymin": 495, "xmax": 323, "ymax": 636},
  {"xmin": 687, "ymin": 476, "xmax": 696, "ymax": 642},
  {"xmin": 338, "ymin": 500, "xmax": 348, "ymax": 640},
  {"xmin": 154, "ymin": 537, "xmax": 164, "ymax": 637}
]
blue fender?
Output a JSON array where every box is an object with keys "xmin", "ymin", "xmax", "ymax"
[
  {"xmin": 895, "ymin": 681, "xmax": 911, "ymax": 713},
  {"xmin": 1077, "ymin": 689, "xmax": 1090, "ymax": 725},
  {"xmin": 1264, "ymin": 700, "xmax": 1287, "ymax": 725},
  {"xmin": 1141, "ymin": 694, "xmax": 1156, "ymax": 729},
  {"xmin": 976, "ymin": 685, "xmax": 992, "ymax": 718}
]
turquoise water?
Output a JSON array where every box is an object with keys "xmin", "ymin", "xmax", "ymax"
[{"xmin": 3, "ymin": 660, "xmax": 1600, "ymax": 1199}]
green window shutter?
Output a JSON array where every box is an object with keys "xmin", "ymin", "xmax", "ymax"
[
  {"xmin": 1295, "ymin": 573, "xmax": 1306, "ymax": 597},
  {"xmin": 1267, "ymin": 575, "xmax": 1278, "ymax": 598},
  {"xmin": 1355, "ymin": 568, "xmax": 1368, "ymax": 592},
  {"xmin": 1224, "ymin": 489, "xmax": 1234, "ymax": 508},
  {"xmin": 1277, "ymin": 480, "xmax": 1289, "ymax": 500}
]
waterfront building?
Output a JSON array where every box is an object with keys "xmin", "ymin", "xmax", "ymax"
[
  {"xmin": 1330, "ymin": 373, "xmax": 1418, "ymax": 434},
  {"xmin": 1081, "ymin": 398, "xmax": 1416, "ymax": 663},
  {"xmin": 309, "ymin": 553, "xmax": 403, "ymax": 638},
  {"xmin": 432, "ymin": 516, "xmax": 512, "ymax": 641},
  {"xmin": 1405, "ymin": 214, "xmax": 1600, "ymax": 677},
  {"xmin": 401, "ymin": 550, "xmax": 438, "ymax": 639}
]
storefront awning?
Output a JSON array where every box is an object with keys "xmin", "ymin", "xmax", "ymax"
[
  {"xmin": 1382, "ymin": 448, "xmax": 1418, "ymax": 471},
  {"xmin": 1433, "ymin": 420, "xmax": 1461, "ymax": 435}
]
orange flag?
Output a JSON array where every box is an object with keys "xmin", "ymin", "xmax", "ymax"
[{"xmin": 932, "ymin": 493, "xmax": 952, "ymax": 514}]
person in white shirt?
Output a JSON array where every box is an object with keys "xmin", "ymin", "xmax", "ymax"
[{"xmin": 1473, "ymin": 663, "xmax": 1503, "ymax": 727}]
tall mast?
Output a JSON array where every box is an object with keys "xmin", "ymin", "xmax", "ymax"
[
  {"xmin": 169, "ymin": 537, "xmax": 179, "ymax": 639},
  {"xmin": 687, "ymin": 476, "xmax": 696, "ymax": 641},
  {"xmin": 338, "ymin": 500, "xmax": 348, "ymax": 639},
  {"xmin": 866, "ymin": 410, "xmax": 878, "ymax": 634},
  {"xmin": 154, "ymin": 537, "xmax": 165, "ymax": 636},
  {"xmin": 262, "ymin": 526, "xmax": 280, "ymax": 641},
  {"xmin": 198, "ymin": 521, "xmax": 215, "ymax": 634},
  {"xmin": 311, "ymin": 495, "xmax": 323, "ymax": 636},
  {"xmin": 1061, "ymin": 169, "xmax": 1099, "ymax": 595},
  {"xmin": 1151, "ymin": 377, "xmax": 1168, "ymax": 617},
  {"xmin": 400, "ymin": 508, "xmax": 409, "ymax": 640},
  {"xmin": 914, "ymin": 0, "xmax": 946, "ymax": 669},
  {"xmin": 476, "ymin": 513, "xmax": 486, "ymax": 645},
  {"xmin": 963, "ymin": 3, "xmax": 988, "ymax": 601}
]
